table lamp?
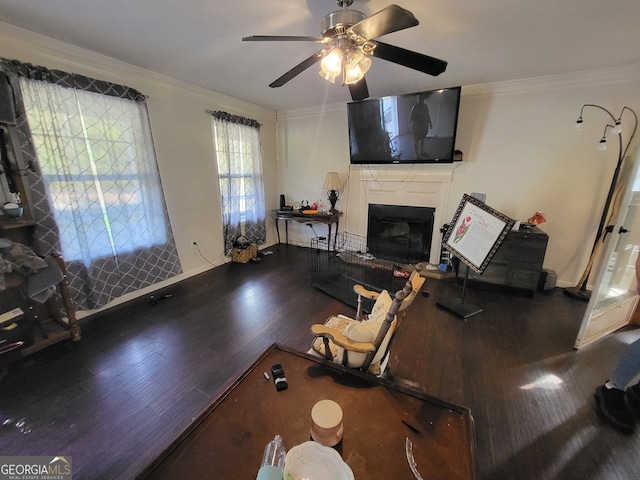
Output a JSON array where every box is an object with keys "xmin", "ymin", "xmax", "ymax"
[{"xmin": 322, "ymin": 172, "xmax": 342, "ymax": 213}]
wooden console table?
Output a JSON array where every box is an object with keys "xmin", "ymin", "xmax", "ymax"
[
  {"xmin": 272, "ymin": 210, "xmax": 342, "ymax": 250},
  {"xmin": 139, "ymin": 344, "xmax": 477, "ymax": 479}
]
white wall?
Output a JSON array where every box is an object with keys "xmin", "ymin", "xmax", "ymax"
[
  {"xmin": 277, "ymin": 67, "xmax": 640, "ymax": 287},
  {"xmin": 0, "ymin": 22, "xmax": 280, "ymax": 309},
  {"xmin": 1, "ymin": 21, "xmax": 639, "ymax": 292}
]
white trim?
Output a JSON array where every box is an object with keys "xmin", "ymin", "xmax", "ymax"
[{"xmin": 276, "ymin": 63, "xmax": 640, "ymax": 118}]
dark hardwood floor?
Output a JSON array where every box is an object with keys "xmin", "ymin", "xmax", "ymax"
[{"xmin": 2, "ymin": 245, "xmax": 640, "ymax": 479}]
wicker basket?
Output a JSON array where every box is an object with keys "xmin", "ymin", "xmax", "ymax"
[{"xmin": 231, "ymin": 243, "xmax": 258, "ymax": 263}]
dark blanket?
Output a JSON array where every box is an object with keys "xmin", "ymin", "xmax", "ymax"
[{"xmin": 0, "ymin": 238, "xmax": 58, "ymax": 301}]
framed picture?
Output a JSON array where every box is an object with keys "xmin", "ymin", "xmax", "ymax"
[{"xmin": 443, "ymin": 194, "xmax": 515, "ymax": 274}]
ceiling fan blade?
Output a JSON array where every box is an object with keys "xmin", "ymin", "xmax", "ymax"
[
  {"xmin": 348, "ymin": 5, "xmax": 418, "ymax": 41},
  {"xmin": 371, "ymin": 41, "xmax": 447, "ymax": 76},
  {"xmin": 269, "ymin": 50, "xmax": 328, "ymax": 88},
  {"xmin": 242, "ymin": 35, "xmax": 330, "ymax": 43},
  {"xmin": 348, "ymin": 77, "xmax": 369, "ymax": 101}
]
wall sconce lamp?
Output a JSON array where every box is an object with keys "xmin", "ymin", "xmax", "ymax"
[
  {"xmin": 567, "ymin": 104, "xmax": 637, "ymax": 300},
  {"xmin": 322, "ymin": 172, "xmax": 343, "ymax": 213}
]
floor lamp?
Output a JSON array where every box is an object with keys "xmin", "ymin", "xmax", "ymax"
[{"xmin": 565, "ymin": 104, "xmax": 637, "ymax": 301}]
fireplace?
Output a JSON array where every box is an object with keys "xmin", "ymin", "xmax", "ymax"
[{"xmin": 367, "ymin": 204, "xmax": 435, "ymax": 264}]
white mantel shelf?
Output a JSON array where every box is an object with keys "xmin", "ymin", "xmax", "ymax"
[{"xmin": 355, "ymin": 163, "xmax": 463, "ymax": 184}]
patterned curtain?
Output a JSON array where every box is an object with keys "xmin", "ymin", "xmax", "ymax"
[
  {"xmin": 0, "ymin": 58, "xmax": 182, "ymax": 310},
  {"xmin": 211, "ymin": 111, "xmax": 266, "ymax": 254}
]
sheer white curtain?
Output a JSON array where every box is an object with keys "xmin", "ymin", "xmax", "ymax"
[
  {"xmin": 17, "ymin": 77, "xmax": 181, "ymax": 309},
  {"xmin": 212, "ymin": 112, "xmax": 266, "ymax": 253},
  {"xmin": 21, "ymin": 78, "xmax": 169, "ymax": 265}
]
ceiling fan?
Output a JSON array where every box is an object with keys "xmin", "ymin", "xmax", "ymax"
[{"xmin": 242, "ymin": 0, "xmax": 448, "ymax": 102}]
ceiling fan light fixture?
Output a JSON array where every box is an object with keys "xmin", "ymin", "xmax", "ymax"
[
  {"xmin": 320, "ymin": 48, "xmax": 343, "ymax": 79},
  {"xmin": 319, "ymin": 69, "xmax": 339, "ymax": 83},
  {"xmin": 245, "ymin": 3, "xmax": 448, "ymax": 101},
  {"xmin": 343, "ymin": 48, "xmax": 371, "ymax": 84}
]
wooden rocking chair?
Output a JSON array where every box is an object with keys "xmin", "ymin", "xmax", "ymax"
[{"xmin": 310, "ymin": 267, "xmax": 425, "ymax": 375}]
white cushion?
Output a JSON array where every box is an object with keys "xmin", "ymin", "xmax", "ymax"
[
  {"xmin": 342, "ymin": 290, "xmax": 395, "ymax": 368},
  {"xmin": 366, "ymin": 290, "xmax": 393, "ymax": 325},
  {"xmin": 311, "ymin": 315, "xmax": 352, "ymax": 359}
]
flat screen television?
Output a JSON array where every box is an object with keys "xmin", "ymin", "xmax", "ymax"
[{"xmin": 347, "ymin": 86, "xmax": 461, "ymax": 164}]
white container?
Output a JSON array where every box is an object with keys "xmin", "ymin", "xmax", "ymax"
[{"xmin": 310, "ymin": 399, "xmax": 343, "ymax": 447}]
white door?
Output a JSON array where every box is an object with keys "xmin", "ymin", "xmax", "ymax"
[{"xmin": 575, "ymin": 141, "xmax": 640, "ymax": 349}]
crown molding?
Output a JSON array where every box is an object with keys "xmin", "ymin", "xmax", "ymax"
[
  {"xmin": 277, "ymin": 102, "xmax": 346, "ymax": 120},
  {"xmin": 2, "ymin": 20, "xmax": 637, "ymax": 122},
  {"xmin": 278, "ymin": 63, "xmax": 640, "ymax": 119},
  {"xmin": 462, "ymin": 64, "xmax": 640, "ymax": 97},
  {"xmin": 0, "ymin": 21, "xmax": 277, "ymax": 123}
]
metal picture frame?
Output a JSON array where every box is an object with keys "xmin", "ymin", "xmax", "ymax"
[{"xmin": 442, "ymin": 194, "xmax": 515, "ymax": 274}]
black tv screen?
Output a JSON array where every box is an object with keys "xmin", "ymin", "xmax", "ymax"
[{"xmin": 347, "ymin": 86, "xmax": 461, "ymax": 164}]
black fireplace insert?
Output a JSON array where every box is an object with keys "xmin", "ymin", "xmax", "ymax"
[{"xmin": 367, "ymin": 204, "xmax": 435, "ymax": 264}]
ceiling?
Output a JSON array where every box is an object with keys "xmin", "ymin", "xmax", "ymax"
[{"xmin": 0, "ymin": 0, "xmax": 638, "ymax": 111}]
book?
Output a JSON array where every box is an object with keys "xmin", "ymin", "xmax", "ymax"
[{"xmin": 0, "ymin": 307, "xmax": 24, "ymax": 326}]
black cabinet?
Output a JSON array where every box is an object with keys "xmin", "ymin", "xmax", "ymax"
[{"xmin": 456, "ymin": 226, "xmax": 549, "ymax": 297}]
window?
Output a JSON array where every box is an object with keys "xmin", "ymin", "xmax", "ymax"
[
  {"xmin": 211, "ymin": 112, "xmax": 266, "ymax": 253},
  {"xmin": 20, "ymin": 78, "xmax": 169, "ymax": 266},
  {"xmin": 214, "ymin": 127, "xmax": 261, "ymax": 223}
]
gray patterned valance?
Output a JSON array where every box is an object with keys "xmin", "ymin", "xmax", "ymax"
[
  {"xmin": 0, "ymin": 58, "xmax": 146, "ymax": 102},
  {"xmin": 209, "ymin": 110, "xmax": 260, "ymax": 129}
]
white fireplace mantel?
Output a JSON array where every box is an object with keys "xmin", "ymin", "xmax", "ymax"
[{"xmin": 354, "ymin": 164, "xmax": 462, "ymax": 264}]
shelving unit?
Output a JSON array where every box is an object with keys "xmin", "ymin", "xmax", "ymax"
[
  {"xmin": 0, "ymin": 111, "xmax": 80, "ymax": 361},
  {"xmin": 1, "ymin": 227, "xmax": 81, "ymax": 362}
]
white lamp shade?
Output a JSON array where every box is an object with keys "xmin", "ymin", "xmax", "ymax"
[
  {"xmin": 322, "ymin": 172, "xmax": 342, "ymax": 190},
  {"xmin": 320, "ymin": 49, "xmax": 343, "ymax": 77},
  {"xmin": 344, "ymin": 49, "xmax": 371, "ymax": 85}
]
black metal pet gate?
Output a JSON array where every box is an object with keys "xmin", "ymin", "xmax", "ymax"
[{"xmin": 309, "ymin": 232, "xmax": 410, "ymax": 313}]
